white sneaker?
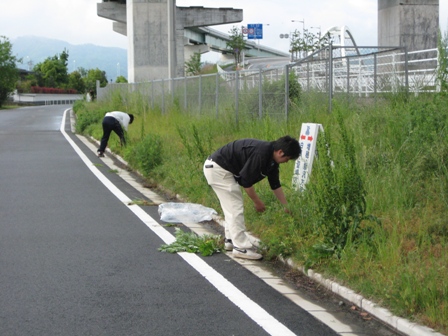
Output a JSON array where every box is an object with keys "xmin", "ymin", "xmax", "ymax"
[
  {"xmin": 232, "ymin": 247, "xmax": 262, "ymax": 260},
  {"xmin": 224, "ymin": 239, "xmax": 233, "ymax": 251}
]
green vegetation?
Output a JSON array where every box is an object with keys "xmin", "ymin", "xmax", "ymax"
[
  {"xmin": 159, "ymin": 228, "xmax": 223, "ymax": 256},
  {"xmin": 185, "ymin": 52, "xmax": 203, "ymax": 76},
  {"xmin": 74, "ymin": 89, "xmax": 448, "ymax": 334},
  {"xmin": 13, "ymin": 46, "xmax": 110, "ymax": 97},
  {"xmin": 289, "ymin": 28, "xmax": 331, "ymax": 60},
  {"xmin": 226, "ymin": 26, "xmax": 245, "ymax": 68},
  {"xmin": 32, "ymin": 49, "xmax": 70, "ymax": 88},
  {"xmin": 0, "ymin": 36, "xmax": 20, "ymax": 107},
  {"xmin": 74, "ymin": 43, "xmax": 448, "ymax": 334}
]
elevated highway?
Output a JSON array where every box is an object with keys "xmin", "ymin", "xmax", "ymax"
[
  {"xmin": 185, "ymin": 26, "xmax": 289, "ymax": 59},
  {"xmin": 98, "ymin": 0, "xmax": 288, "ymax": 83}
]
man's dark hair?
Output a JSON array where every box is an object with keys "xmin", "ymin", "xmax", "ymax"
[
  {"xmin": 129, "ymin": 114, "xmax": 135, "ymax": 124},
  {"xmin": 272, "ymin": 135, "xmax": 301, "ymax": 160}
]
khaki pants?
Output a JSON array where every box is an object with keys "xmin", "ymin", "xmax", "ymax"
[{"xmin": 203, "ymin": 159, "xmax": 252, "ymax": 249}]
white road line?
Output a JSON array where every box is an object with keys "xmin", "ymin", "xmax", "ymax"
[{"xmin": 60, "ymin": 109, "xmax": 297, "ymax": 336}]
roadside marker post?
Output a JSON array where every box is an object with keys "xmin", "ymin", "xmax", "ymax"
[{"xmin": 292, "ymin": 123, "xmax": 324, "ymax": 191}]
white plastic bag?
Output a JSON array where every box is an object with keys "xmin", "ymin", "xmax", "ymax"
[{"xmin": 158, "ymin": 202, "xmax": 217, "ymax": 223}]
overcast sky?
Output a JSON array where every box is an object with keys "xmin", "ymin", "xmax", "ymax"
[{"xmin": 2, "ymin": 0, "xmax": 447, "ymax": 61}]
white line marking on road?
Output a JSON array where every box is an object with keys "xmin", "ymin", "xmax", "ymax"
[{"xmin": 60, "ymin": 109, "xmax": 297, "ymax": 336}]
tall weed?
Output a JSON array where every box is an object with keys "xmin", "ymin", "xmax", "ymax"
[
  {"xmin": 301, "ymin": 109, "xmax": 381, "ymax": 268},
  {"xmin": 123, "ymin": 133, "xmax": 163, "ymax": 177}
]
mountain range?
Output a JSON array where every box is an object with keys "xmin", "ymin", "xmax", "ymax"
[{"xmin": 11, "ymin": 36, "xmax": 128, "ymax": 81}]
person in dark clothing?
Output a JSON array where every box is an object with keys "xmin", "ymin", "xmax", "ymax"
[
  {"xmin": 203, "ymin": 136, "xmax": 301, "ymax": 260},
  {"xmin": 97, "ymin": 111, "xmax": 134, "ymax": 157}
]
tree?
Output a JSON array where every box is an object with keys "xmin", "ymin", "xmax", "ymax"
[
  {"xmin": 33, "ymin": 49, "xmax": 69, "ymax": 88},
  {"xmin": 115, "ymin": 75, "xmax": 128, "ymax": 83},
  {"xmin": 185, "ymin": 52, "xmax": 202, "ymax": 76},
  {"xmin": 290, "ymin": 29, "xmax": 332, "ymax": 61},
  {"xmin": 226, "ymin": 26, "xmax": 245, "ymax": 68},
  {"xmin": 84, "ymin": 68, "xmax": 108, "ymax": 94},
  {"xmin": 0, "ymin": 36, "xmax": 20, "ymax": 107},
  {"xmin": 67, "ymin": 71, "xmax": 86, "ymax": 93}
]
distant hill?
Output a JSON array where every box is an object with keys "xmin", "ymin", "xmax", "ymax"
[{"xmin": 11, "ymin": 36, "xmax": 127, "ymax": 81}]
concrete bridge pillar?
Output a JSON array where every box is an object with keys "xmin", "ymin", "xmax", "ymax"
[
  {"xmin": 378, "ymin": 0, "xmax": 439, "ymax": 52},
  {"xmin": 98, "ymin": 0, "xmax": 242, "ymax": 83},
  {"xmin": 126, "ymin": 0, "xmax": 170, "ymax": 82}
]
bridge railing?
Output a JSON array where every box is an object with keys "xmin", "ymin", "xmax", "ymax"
[
  {"xmin": 97, "ymin": 47, "xmax": 441, "ymax": 118},
  {"xmin": 290, "ymin": 45, "xmax": 439, "ymax": 111}
]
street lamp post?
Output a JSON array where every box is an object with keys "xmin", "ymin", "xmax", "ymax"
[
  {"xmin": 291, "ymin": 19, "xmax": 305, "ymax": 35},
  {"xmin": 310, "ymin": 26, "xmax": 322, "ymax": 40},
  {"xmin": 292, "ymin": 19, "xmax": 305, "ymax": 59}
]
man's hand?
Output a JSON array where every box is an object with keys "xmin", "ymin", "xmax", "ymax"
[
  {"xmin": 254, "ymin": 200, "xmax": 266, "ymax": 212},
  {"xmin": 244, "ymin": 186, "xmax": 265, "ymax": 212}
]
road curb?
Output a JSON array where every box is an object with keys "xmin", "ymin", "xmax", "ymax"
[{"xmin": 279, "ymin": 257, "xmax": 444, "ymax": 336}]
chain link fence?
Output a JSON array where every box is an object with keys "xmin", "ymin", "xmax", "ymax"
[
  {"xmin": 97, "ymin": 46, "xmax": 440, "ymax": 117},
  {"xmin": 99, "ymin": 66, "xmax": 289, "ymax": 122}
]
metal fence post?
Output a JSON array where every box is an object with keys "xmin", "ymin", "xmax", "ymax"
[
  {"xmin": 347, "ymin": 56, "xmax": 350, "ymax": 104},
  {"xmin": 374, "ymin": 53, "xmax": 377, "ymax": 104},
  {"xmin": 199, "ymin": 75, "xmax": 202, "ymax": 114},
  {"xmin": 170, "ymin": 78, "xmax": 174, "ymax": 105},
  {"xmin": 307, "ymin": 62, "xmax": 310, "ymax": 91},
  {"xmin": 215, "ymin": 73, "xmax": 219, "ymax": 118},
  {"xmin": 404, "ymin": 47, "xmax": 409, "ymax": 93},
  {"xmin": 184, "ymin": 76, "xmax": 187, "ymax": 110},
  {"xmin": 161, "ymin": 79, "xmax": 165, "ymax": 114},
  {"xmin": 285, "ymin": 65, "xmax": 289, "ymax": 120},
  {"xmin": 259, "ymin": 68, "xmax": 262, "ymax": 119},
  {"xmin": 235, "ymin": 71, "xmax": 239, "ymax": 125},
  {"xmin": 329, "ymin": 43, "xmax": 333, "ymax": 113}
]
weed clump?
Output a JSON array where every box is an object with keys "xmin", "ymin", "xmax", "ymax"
[{"xmin": 158, "ymin": 228, "xmax": 223, "ymax": 256}]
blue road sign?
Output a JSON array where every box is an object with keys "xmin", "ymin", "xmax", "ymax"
[{"xmin": 247, "ymin": 24, "xmax": 263, "ymax": 39}]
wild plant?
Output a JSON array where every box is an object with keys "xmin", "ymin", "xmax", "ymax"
[
  {"xmin": 176, "ymin": 123, "xmax": 212, "ymax": 170},
  {"xmin": 158, "ymin": 228, "xmax": 223, "ymax": 256},
  {"xmin": 303, "ymin": 110, "xmax": 381, "ymax": 268},
  {"xmin": 73, "ymin": 101, "xmax": 104, "ymax": 133},
  {"xmin": 123, "ymin": 133, "xmax": 163, "ymax": 177}
]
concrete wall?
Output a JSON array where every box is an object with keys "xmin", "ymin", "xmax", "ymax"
[{"xmin": 378, "ymin": 0, "xmax": 439, "ymax": 52}]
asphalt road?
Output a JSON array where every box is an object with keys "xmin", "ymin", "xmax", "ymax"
[{"xmin": 0, "ymin": 105, "xmax": 400, "ymax": 336}]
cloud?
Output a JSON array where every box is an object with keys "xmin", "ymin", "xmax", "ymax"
[{"xmin": 1, "ymin": 0, "xmax": 446, "ymax": 53}]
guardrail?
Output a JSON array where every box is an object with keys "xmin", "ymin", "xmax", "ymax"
[{"xmin": 12, "ymin": 92, "xmax": 84, "ymax": 106}]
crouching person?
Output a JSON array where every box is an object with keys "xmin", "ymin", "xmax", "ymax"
[
  {"xmin": 203, "ymin": 136, "xmax": 301, "ymax": 260},
  {"xmin": 97, "ymin": 111, "xmax": 134, "ymax": 157}
]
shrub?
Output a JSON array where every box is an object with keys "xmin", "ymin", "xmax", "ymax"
[
  {"xmin": 124, "ymin": 133, "xmax": 163, "ymax": 177},
  {"xmin": 74, "ymin": 103, "xmax": 104, "ymax": 133}
]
